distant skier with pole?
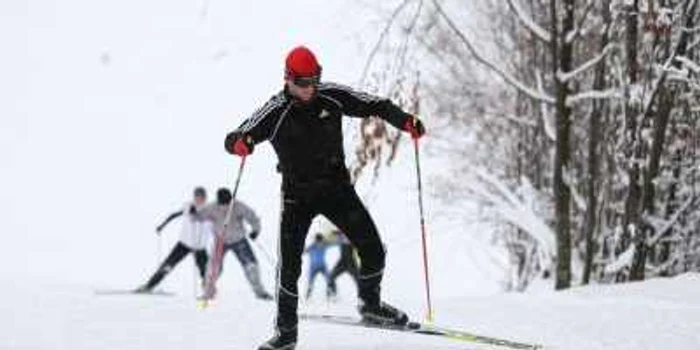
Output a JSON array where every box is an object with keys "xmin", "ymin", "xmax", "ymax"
[
  {"xmin": 195, "ymin": 188, "xmax": 273, "ymax": 300},
  {"xmin": 223, "ymin": 45, "xmax": 426, "ymax": 350},
  {"xmin": 136, "ymin": 187, "xmax": 213, "ymax": 293}
]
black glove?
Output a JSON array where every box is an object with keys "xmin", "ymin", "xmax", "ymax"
[
  {"xmin": 249, "ymin": 230, "xmax": 260, "ymax": 240},
  {"xmin": 188, "ymin": 205, "xmax": 197, "ymax": 215}
]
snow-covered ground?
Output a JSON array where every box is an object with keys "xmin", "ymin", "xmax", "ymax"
[{"xmin": 4, "ymin": 272, "xmax": 700, "ymax": 349}]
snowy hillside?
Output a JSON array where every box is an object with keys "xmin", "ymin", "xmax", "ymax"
[{"xmin": 4, "ymin": 273, "xmax": 700, "ymax": 349}]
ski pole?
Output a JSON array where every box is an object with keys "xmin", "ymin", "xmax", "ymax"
[
  {"xmin": 201, "ymin": 156, "xmax": 248, "ymax": 307},
  {"xmin": 252, "ymin": 239, "xmax": 276, "ymax": 267},
  {"xmin": 413, "ymin": 137, "xmax": 433, "ymax": 322}
]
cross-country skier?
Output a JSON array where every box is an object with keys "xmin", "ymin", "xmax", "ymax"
[
  {"xmin": 327, "ymin": 229, "xmax": 360, "ymax": 297},
  {"xmin": 136, "ymin": 187, "xmax": 213, "ymax": 293},
  {"xmin": 304, "ymin": 233, "xmax": 332, "ymax": 300},
  {"xmin": 196, "ymin": 188, "xmax": 273, "ymax": 300},
  {"xmin": 223, "ymin": 45, "xmax": 426, "ymax": 350}
]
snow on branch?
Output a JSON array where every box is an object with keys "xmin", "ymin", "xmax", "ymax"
[
  {"xmin": 566, "ymin": 88, "xmax": 624, "ymax": 106},
  {"xmin": 604, "ymin": 245, "xmax": 635, "ymax": 274},
  {"xmin": 640, "ymin": 0, "xmax": 698, "ymax": 120},
  {"xmin": 557, "ymin": 43, "xmax": 617, "ymax": 82},
  {"xmin": 689, "ymin": 36, "xmax": 700, "ymax": 51},
  {"xmin": 432, "ymin": 0, "xmax": 556, "ymax": 104},
  {"xmin": 566, "ymin": 0, "xmax": 597, "ymax": 44},
  {"xmin": 536, "ymin": 69, "xmax": 556, "ymax": 142},
  {"xmin": 675, "ymin": 56, "xmax": 700, "ymax": 74},
  {"xmin": 506, "ymin": 0, "xmax": 551, "ymax": 42},
  {"xmin": 466, "ymin": 167, "xmax": 556, "ymax": 267},
  {"xmin": 647, "ymin": 196, "xmax": 699, "ymax": 246},
  {"xmin": 359, "ymin": 0, "xmax": 413, "ymax": 85},
  {"xmin": 680, "ymin": 25, "xmax": 700, "ymax": 33},
  {"xmin": 563, "ymin": 167, "xmax": 587, "ymax": 212}
]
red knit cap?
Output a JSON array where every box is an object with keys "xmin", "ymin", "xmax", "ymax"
[{"xmin": 285, "ymin": 46, "xmax": 321, "ymax": 78}]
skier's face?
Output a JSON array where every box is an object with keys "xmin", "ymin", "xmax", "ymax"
[
  {"xmin": 286, "ymin": 77, "xmax": 317, "ymax": 103},
  {"xmin": 194, "ymin": 194, "xmax": 206, "ymax": 206}
]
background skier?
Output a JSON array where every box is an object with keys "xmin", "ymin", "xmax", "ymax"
[
  {"xmin": 304, "ymin": 233, "xmax": 332, "ymax": 300},
  {"xmin": 196, "ymin": 188, "xmax": 272, "ymax": 300},
  {"xmin": 327, "ymin": 229, "xmax": 360, "ymax": 297},
  {"xmin": 136, "ymin": 187, "xmax": 213, "ymax": 293}
]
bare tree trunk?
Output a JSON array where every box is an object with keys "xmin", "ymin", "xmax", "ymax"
[
  {"xmin": 552, "ymin": 0, "xmax": 574, "ymax": 290},
  {"xmin": 630, "ymin": 0, "xmax": 698, "ymax": 280},
  {"xmin": 583, "ymin": 0, "xmax": 612, "ymax": 285},
  {"xmin": 622, "ymin": 0, "xmax": 645, "ymax": 281}
]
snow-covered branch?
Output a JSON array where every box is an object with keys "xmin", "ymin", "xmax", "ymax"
[
  {"xmin": 563, "ymin": 167, "xmax": 587, "ymax": 212},
  {"xmin": 536, "ymin": 69, "xmax": 556, "ymax": 142},
  {"xmin": 680, "ymin": 25, "xmax": 700, "ymax": 33},
  {"xmin": 604, "ymin": 245, "xmax": 635, "ymax": 274},
  {"xmin": 647, "ymin": 196, "xmax": 699, "ymax": 246},
  {"xmin": 689, "ymin": 36, "xmax": 700, "ymax": 51},
  {"xmin": 566, "ymin": 88, "xmax": 624, "ymax": 106},
  {"xmin": 466, "ymin": 167, "xmax": 556, "ymax": 266},
  {"xmin": 558, "ymin": 43, "xmax": 617, "ymax": 82},
  {"xmin": 675, "ymin": 56, "xmax": 700, "ymax": 74},
  {"xmin": 432, "ymin": 0, "xmax": 555, "ymax": 104},
  {"xmin": 360, "ymin": 0, "xmax": 413, "ymax": 85},
  {"xmin": 506, "ymin": 0, "xmax": 551, "ymax": 42},
  {"xmin": 566, "ymin": 0, "xmax": 597, "ymax": 44},
  {"xmin": 433, "ymin": 0, "xmax": 554, "ymax": 104}
]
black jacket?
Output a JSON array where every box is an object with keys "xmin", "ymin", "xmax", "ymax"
[{"xmin": 225, "ymin": 82, "xmax": 411, "ymax": 191}]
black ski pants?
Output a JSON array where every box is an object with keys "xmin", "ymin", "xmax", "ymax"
[
  {"xmin": 275, "ymin": 181, "xmax": 386, "ymax": 333},
  {"xmin": 145, "ymin": 242, "xmax": 208, "ymax": 290},
  {"xmin": 328, "ymin": 255, "xmax": 360, "ymax": 294}
]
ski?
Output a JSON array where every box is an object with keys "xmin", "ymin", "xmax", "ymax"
[
  {"xmin": 94, "ymin": 289, "xmax": 175, "ymax": 297},
  {"xmin": 299, "ymin": 313, "xmax": 543, "ymax": 350}
]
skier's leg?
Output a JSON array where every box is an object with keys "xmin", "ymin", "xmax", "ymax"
[
  {"xmin": 319, "ymin": 185, "xmax": 385, "ymax": 306},
  {"xmin": 141, "ymin": 242, "xmax": 191, "ymax": 291},
  {"xmin": 231, "ymin": 239, "xmax": 270, "ymax": 298},
  {"xmin": 273, "ymin": 193, "xmax": 314, "ymax": 339},
  {"xmin": 194, "ymin": 250, "xmax": 208, "ymax": 279},
  {"xmin": 306, "ymin": 267, "xmax": 320, "ymax": 299},
  {"xmin": 320, "ymin": 185, "xmax": 407, "ymax": 325},
  {"xmin": 327, "ymin": 262, "xmax": 344, "ymax": 295},
  {"xmin": 322, "ymin": 266, "xmax": 333, "ymax": 298}
]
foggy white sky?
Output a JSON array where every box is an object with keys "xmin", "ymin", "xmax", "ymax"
[
  {"xmin": 0, "ymin": 0, "xmax": 399, "ymax": 284},
  {"xmin": 0, "ymin": 0, "xmax": 502, "ymax": 300}
]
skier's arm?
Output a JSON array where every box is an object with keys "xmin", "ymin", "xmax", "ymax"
[
  {"xmin": 224, "ymin": 94, "xmax": 286, "ymax": 156},
  {"xmin": 318, "ymin": 83, "xmax": 424, "ymax": 136},
  {"xmin": 191, "ymin": 204, "xmax": 215, "ymax": 223},
  {"xmin": 156, "ymin": 210, "xmax": 184, "ymax": 234},
  {"xmin": 238, "ymin": 201, "xmax": 262, "ymax": 239}
]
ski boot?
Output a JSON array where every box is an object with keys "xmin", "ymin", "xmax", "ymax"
[
  {"xmin": 258, "ymin": 329, "xmax": 297, "ymax": 350},
  {"xmin": 358, "ymin": 301, "xmax": 409, "ymax": 326}
]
